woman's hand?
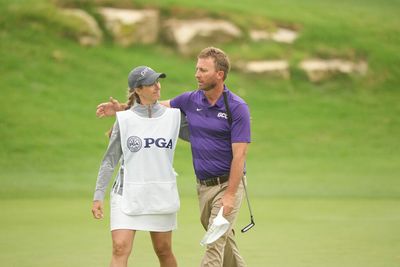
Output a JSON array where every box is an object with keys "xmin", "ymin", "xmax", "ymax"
[
  {"xmin": 96, "ymin": 97, "xmax": 123, "ymax": 118},
  {"xmin": 92, "ymin": 200, "xmax": 104, "ymax": 219}
]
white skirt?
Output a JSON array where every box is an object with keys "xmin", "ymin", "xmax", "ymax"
[{"xmin": 110, "ymin": 193, "xmax": 177, "ymax": 232}]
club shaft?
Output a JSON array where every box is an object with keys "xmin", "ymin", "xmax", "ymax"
[{"xmin": 242, "ymin": 176, "xmax": 254, "ymax": 219}]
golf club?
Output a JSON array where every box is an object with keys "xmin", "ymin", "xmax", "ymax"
[{"xmin": 241, "ymin": 176, "xmax": 255, "ymax": 233}]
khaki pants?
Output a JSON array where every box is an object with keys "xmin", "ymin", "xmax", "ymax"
[{"xmin": 197, "ymin": 178, "xmax": 246, "ymax": 267}]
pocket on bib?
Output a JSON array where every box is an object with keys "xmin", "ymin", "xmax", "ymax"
[{"xmin": 121, "ymin": 182, "xmax": 180, "ymax": 215}]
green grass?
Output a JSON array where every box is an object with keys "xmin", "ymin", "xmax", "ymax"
[
  {"xmin": 1, "ymin": 0, "xmax": 400, "ymax": 266},
  {"xmin": 1, "ymin": 197, "xmax": 399, "ymax": 267}
]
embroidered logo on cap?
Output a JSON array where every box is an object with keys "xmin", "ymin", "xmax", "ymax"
[{"xmin": 138, "ymin": 67, "xmax": 153, "ymax": 81}]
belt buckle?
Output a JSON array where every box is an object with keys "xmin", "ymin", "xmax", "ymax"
[
  {"xmin": 207, "ymin": 178, "xmax": 216, "ymax": 186},
  {"xmin": 199, "ymin": 175, "xmax": 226, "ymax": 186},
  {"xmin": 210, "ymin": 176, "xmax": 221, "ymax": 186}
]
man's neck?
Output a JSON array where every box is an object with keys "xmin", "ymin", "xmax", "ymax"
[{"xmin": 204, "ymin": 83, "xmax": 224, "ymax": 106}]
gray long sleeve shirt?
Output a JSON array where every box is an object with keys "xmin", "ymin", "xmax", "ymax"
[{"xmin": 93, "ymin": 102, "xmax": 189, "ymax": 201}]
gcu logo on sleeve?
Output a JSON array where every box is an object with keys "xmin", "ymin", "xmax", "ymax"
[{"xmin": 127, "ymin": 136, "xmax": 173, "ymax": 152}]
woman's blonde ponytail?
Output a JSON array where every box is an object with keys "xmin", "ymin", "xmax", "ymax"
[{"xmin": 107, "ymin": 87, "xmax": 141, "ymax": 138}]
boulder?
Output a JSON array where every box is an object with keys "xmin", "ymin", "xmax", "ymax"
[
  {"xmin": 236, "ymin": 60, "xmax": 290, "ymax": 79},
  {"xmin": 299, "ymin": 59, "xmax": 368, "ymax": 82},
  {"xmin": 163, "ymin": 18, "xmax": 242, "ymax": 55},
  {"xmin": 61, "ymin": 8, "xmax": 103, "ymax": 46},
  {"xmin": 249, "ymin": 27, "xmax": 298, "ymax": 44},
  {"xmin": 98, "ymin": 8, "xmax": 159, "ymax": 46}
]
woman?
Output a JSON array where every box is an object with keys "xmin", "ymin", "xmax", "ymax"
[{"xmin": 92, "ymin": 66, "xmax": 181, "ymax": 267}]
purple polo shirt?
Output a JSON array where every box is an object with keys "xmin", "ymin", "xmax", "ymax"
[{"xmin": 170, "ymin": 86, "xmax": 251, "ymax": 179}]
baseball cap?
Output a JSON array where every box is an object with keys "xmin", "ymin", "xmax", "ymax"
[
  {"xmin": 200, "ymin": 207, "xmax": 230, "ymax": 246},
  {"xmin": 128, "ymin": 66, "xmax": 166, "ymax": 89}
]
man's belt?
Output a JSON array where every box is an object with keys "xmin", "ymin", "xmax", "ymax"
[{"xmin": 197, "ymin": 174, "xmax": 229, "ymax": 186}]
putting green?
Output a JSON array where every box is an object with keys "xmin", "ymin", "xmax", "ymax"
[{"xmin": 1, "ymin": 197, "xmax": 398, "ymax": 267}]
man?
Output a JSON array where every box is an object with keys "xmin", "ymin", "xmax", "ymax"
[{"xmin": 97, "ymin": 47, "xmax": 251, "ymax": 267}]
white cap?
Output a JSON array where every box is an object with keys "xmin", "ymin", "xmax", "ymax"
[{"xmin": 200, "ymin": 207, "xmax": 230, "ymax": 246}]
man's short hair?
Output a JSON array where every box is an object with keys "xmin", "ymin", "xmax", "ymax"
[{"xmin": 198, "ymin": 47, "xmax": 230, "ymax": 80}]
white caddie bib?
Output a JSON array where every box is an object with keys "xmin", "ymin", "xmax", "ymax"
[{"xmin": 116, "ymin": 108, "xmax": 181, "ymax": 215}]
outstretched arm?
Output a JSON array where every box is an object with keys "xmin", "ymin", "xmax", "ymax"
[
  {"xmin": 161, "ymin": 99, "xmax": 189, "ymax": 141},
  {"xmin": 159, "ymin": 100, "xmax": 171, "ymax": 108},
  {"xmin": 96, "ymin": 97, "xmax": 126, "ymax": 118},
  {"xmin": 96, "ymin": 98, "xmax": 171, "ymax": 118}
]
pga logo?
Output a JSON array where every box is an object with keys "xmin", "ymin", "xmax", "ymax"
[
  {"xmin": 127, "ymin": 136, "xmax": 142, "ymax": 152},
  {"xmin": 127, "ymin": 136, "xmax": 173, "ymax": 152}
]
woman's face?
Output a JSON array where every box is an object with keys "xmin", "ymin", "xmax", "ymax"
[{"xmin": 136, "ymin": 80, "xmax": 161, "ymax": 104}]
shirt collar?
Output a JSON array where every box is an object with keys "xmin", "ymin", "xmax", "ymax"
[
  {"xmin": 131, "ymin": 101, "xmax": 161, "ymax": 112},
  {"xmin": 200, "ymin": 85, "xmax": 230, "ymax": 108}
]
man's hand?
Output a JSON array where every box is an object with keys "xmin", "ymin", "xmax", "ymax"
[
  {"xmin": 221, "ymin": 193, "xmax": 235, "ymax": 217},
  {"xmin": 92, "ymin": 200, "xmax": 104, "ymax": 219},
  {"xmin": 96, "ymin": 97, "xmax": 123, "ymax": 118}
]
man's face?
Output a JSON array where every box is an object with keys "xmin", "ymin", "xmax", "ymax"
[{"xmin": 195, "ymin": 57, "xmax": 220, "ymax": 91}]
